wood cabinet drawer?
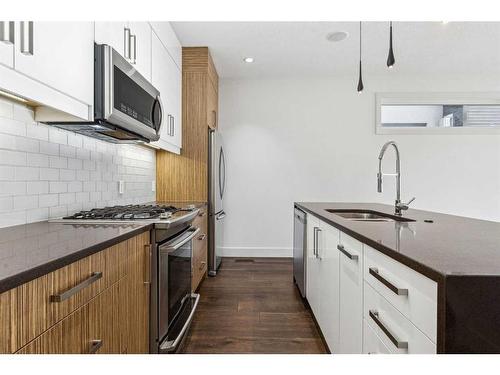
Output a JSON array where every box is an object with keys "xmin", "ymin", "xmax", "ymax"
[
  {"xmin": 364, "ymin": 281, "xmax": 436, "ymax": 354},
  {"xmin": 192, "ymin": 224, "xmax": 208, "ymax": 292},
  {"xmin": 363, "ymin": 319, "xmax": 391, "ymax": 354},
  {"xmin": 192, "ymin": 206, "xmax": 208, "ymax": 230},
  {"xmin": 363, "ymin": 245, "xmax": 437, "ymax": 342}
]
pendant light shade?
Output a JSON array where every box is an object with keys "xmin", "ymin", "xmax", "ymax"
[
  {"xmin": 357, "ymin": 21, "xmax": 364, "ymax": 93},
  {"xmin": 387, "ymin": 21, "xmax": 395, "ymax": 68}
]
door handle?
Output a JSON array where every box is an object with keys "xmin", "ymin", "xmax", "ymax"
[
  {"xmin": 369, "ymin": 310, "xmax": 408, "ymax": 349},
  {"xmin": 50, "ymin": 272, "xmax": 102, "ymax": 302},
  {"xmin": 124, "ymin": 27, "xmax": 131, "ymax": 60},
  {"xmin": 20, "ymin": 21, "xmax": 33, "ymax": 55},
  {"xmin": 129, "ymin": 34, "xmax": 137, "ymax": 64},
  {"xmin": 337, "ymin": 244, "xmax": 359, "ymax": 261},
  {"xmin": 89, "ymin": 339, "xmax": 103, "ymax": 354},
  {"xmin": 216, "ymin": 211, "xmax": 226, "ymax": 220},
  {"xmin": 0, "ymin": 22, "xmax": 14, "ymax": 44},
  {"xmin": 369, "ymin": 267, "xmax": 408, "ymax": 296}
]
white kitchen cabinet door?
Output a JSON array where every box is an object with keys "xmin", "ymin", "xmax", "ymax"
[
  {"xmin": 150, "ymin": 32, "xmax": 182, "ymax": 152},
  {"xmin": 318, "ymin": 222, "xmax": 340, "ymax": 352},
  {"xmin": 0, "ymin": 22, "xmax": 15, "ymax": 68},
  {"xmin": 338, "ymin": 232, "xmax": 363, "ymax": 353},
  {"xmin": 128, "ymin": 22, "xmax": 152, "ymax": 81},
  {"xmin": 306, "ymin": 214, "xmax": 321, "ymax": 323},
  {"xmin": 14, "ymin": 22, "xmax": 94, "ymax": 108},
  {"xmin": 94, "ymin": 22, "xmax": 129, "ymax": 60},
  {"xmin": 149, "ymin": 22, "xmax": 182, "ymax": 69}
]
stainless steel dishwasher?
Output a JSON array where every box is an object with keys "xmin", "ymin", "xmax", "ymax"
[{"xmin": 293, "ymin": 207, "xmax": 307, "ymax": 298}]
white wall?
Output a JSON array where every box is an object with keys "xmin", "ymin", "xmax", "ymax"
[
  {"xmin": 218, "ymin": 74, "xmax": 500, "ymax": 257},
  {"xmin": 0, "ymin": 97, "xmax": 156, "ymax": 228}
]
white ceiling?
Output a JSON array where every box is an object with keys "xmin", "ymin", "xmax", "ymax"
[{"xmin": 171, "ymin": 22, "xmax": 500, "ymax": 79}]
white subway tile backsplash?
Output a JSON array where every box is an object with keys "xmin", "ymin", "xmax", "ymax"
[
  {"xmin": 40, "ymin": 168, "xmax": 59, "ymax": 181},
  {"xmin": 15, "ymin": 167, "xmax": 40, "ymax": 181},
  {"xmin": 49, "ymin": 181, "xmax": 67, "ymax": 194},
  {"xmin": 27, "ymin": 153, "xmax": 49, "ymax": 167},
  {"xmin": 0, "ymin": 150, "xmax": 27, "ymax": 166},
  {"xmin": 0, "ymin": 103, "xmax": 156, "ymax": 228},
  {"xmin": 39, "ymin": 194, "xmax": 58, "ymax": 208},
  {"xmin": 27, "ymin": 181, "xmax": 49, "ymax": 195}
]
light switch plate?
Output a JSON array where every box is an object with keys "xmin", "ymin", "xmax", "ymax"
[
  {"xmin": 152, "ymin": 180, "xmax": 156, "ymax": 192},
  {"xmin": 118, "ymin": 180, "xmax": 124, "ymax": 194}
]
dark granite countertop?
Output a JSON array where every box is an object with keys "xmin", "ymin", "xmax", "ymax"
[
  {"xmin": 0, "ymin": 221, "xmax": 152, "ymax": 294},
  {"xmin": 295, "ymin": 202, "xmax": 500, "ymax": 282}
]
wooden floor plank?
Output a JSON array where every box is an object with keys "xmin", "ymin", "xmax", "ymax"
[{"xmin": 182, "ymin": 257, "xmax": 327, "ymax": 354}]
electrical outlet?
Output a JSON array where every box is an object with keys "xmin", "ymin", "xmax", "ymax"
[
  {"xmin": 152, "ymin": 180, "xmax": 156, "ymax": 192},
  {"xmin": 118, "ymin": 180, "xmax": 124, "ymax": 194}
]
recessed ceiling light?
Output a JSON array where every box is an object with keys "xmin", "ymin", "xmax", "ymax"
[
  {"xmin": 243, "ymin": 57, "xmax": 254, "ymax": 63},
  {"xmin": 326, "ymin": 31, "xmax": 349, "ymax": 42}
]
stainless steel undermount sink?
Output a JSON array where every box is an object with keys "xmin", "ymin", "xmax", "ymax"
[{"xmin": 325, "ymin": 209, "xmax": 416, "ymax": 222}]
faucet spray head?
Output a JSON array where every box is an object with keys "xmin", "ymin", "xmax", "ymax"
[{"xmin": 377, "ymin": 172, "xmax": 383, "ymax": 193}]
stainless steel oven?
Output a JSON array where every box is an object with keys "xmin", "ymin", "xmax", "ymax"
[{"xmin": 157, "ymin": 226, "xmax": 200, "ymax": 353}]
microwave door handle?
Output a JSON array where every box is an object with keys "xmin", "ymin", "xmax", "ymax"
[
  {"xmin": 159, "ymin": 293, "xmax": 200, "ymax": 352},
  {"xmin": 159, "ymin": 228, "xmax": 200, "ymax": 253}
]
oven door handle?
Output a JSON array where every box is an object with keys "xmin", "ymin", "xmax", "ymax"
[
  {"xmin": 159, "ymin": 227, "xmax": 201, "ymax": 253},
  {"xmin": 159, "ymin": 293, "xmax": 200, "ymax": 352}
]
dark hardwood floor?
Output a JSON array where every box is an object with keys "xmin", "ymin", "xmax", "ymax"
[{"xmin": 181, "ymin": 257, "xmax": 327, "ymax": 354}]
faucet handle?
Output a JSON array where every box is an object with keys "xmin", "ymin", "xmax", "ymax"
[
  {"xmin": 406, "ymin": 197, "xmax": 416, "ymax": 206},
  {"xmin": 396, "ymin": 197, "xmax": 415, "ymax": 212}
]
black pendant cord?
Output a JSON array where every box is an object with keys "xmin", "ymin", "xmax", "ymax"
[
  {"xmin": 357, "ymin": 21, "xmax": 364, "ymax": 93},
  {"xmin": 387, "ymin": 21, "xmax": 395, "ymax": 68}
]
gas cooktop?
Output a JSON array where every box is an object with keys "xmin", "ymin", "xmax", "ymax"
[{"xmin": 62, "ymin": 204, "xmax": 181, "ymax": 221}]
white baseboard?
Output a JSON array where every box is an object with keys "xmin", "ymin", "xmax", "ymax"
[{"xmin": 220, "ymin": 247, "xmax": 292, "ymax": 258}]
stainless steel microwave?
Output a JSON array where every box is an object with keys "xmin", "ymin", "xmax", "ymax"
[{"xmin": 44, "ymin": 44, "xmax": 162, "ymax": 143}]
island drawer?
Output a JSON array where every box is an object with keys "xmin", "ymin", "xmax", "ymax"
[
  {"xmin": 363, "ymin": 245, "xmax": 437, "ymax": 343},
  {"xmin": 364, "ymin": 281, "xmax": 436, "ymax": 354},
  {"xmin": 363, "ymin": 319, "xmax": 391, "ymax": 354}
]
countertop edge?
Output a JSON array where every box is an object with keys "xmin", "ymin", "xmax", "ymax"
[
  {"xmin": 0, "ymin": 223, "xmax": 153, "ymax": 295},
  {"xmin": 294, "ymin": 202, "xmax": 446, "ymax": 283}
]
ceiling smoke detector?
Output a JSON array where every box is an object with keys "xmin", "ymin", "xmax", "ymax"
[{"xmin": 326, "ymin": 31, "xmax": 349, "ymax": 42}]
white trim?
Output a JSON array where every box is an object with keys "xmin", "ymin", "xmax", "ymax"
[
  {"xmin": 375, "ymin": 92, "xmax": 500, "ymax": 135},
  {"xmin": 220, "ymin": 247, "xmax": 292, "ymax": 258}
]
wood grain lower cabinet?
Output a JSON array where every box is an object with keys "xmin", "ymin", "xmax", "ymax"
[
  {"xmin": 0, "ymin": 231, "xmax": 151, "ymax": 354},
  {"xmin": 192, "ymin": 206, "xmax": 208, "ymax": 292}
]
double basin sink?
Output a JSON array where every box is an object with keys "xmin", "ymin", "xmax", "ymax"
[{"xmin": 325, "ymin": 209, "xmax": 415, "ymax": 223}]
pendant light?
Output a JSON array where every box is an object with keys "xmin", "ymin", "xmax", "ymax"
[
  {"xmin": 387, "ymin": 21, "xmax": 395, "ymax": 68},
  {"xmin": 357, "ymin": 21, "xmax": 364, "ymax": 93}
]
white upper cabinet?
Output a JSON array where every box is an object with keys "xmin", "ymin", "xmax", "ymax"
[
  {"xmin": 149, "ymin": 22, "xmax": 181, "ymax": 69},
  {"xmin": 128, "ymin": 22, "xmax": 152, "ymax": 82},
  {"xmin": 14, "ymin": 22, "xmax": 94, "ymax": 107},
  {"xmin": 150, "ymin": 31, "xmax": 182, "ymax": 153},
  {"xmin": 0, "ymin": 22, "xmax": 15, "ymax": 68},
  {"xmin": 94, "ymin": 22, "xmax": 129, "ymax": 59}
]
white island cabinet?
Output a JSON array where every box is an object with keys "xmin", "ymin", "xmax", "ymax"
[{"xmin": 304, "ymin": 212, "xmax": 437, "ymax": 354}]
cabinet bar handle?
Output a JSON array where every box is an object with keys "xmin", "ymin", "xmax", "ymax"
[
  {"xmin": 0, "ymin": 22, "xmax": 14, "ymax": 44},
  {"xmin": 199, "ymin": 261, "xmax": 206, "ymax": 271},
  {"xmin": 144, "ymin": 244, "xmax": 152, "ymax": 285},
  {"xmin": 369, "ymin": 267, "xmax": 408, "ymax": 296},
  {"xmin": 50, "ymin": 272, "xmax": 102, "ymax": 302},
  {"xmin": 369, "ymin": 310, "xmax": 408, "ymax": 349},
  {"xmin": 124, "ymin": 27, "xmax": 131, "ymax": 59},
  {"xmin": 198, "ymin": 211, "xmax": 206, "ymax": 217},
  {"xmin": 312, "ymin": 227, "xmax": 318, "ymax": 257},
  {"xmin": 337, "ymin": 244, "xmax": 358, "ymax": 260},
  {"xmin": 198, "ymin": 234, "xmax": 206, "ymax": 241},
  {"xmin": 89, "ymin": 339, "xmax": 103, "ymax": 354},
  {"xmin": 130, "ymin": 34, "xmax": 136, "ymax": 64},
  {"xmin": 20, "ymin": 21, "xmax": 33, "ymax": 55},
  {"xmin": 171, "ymin": 116, "xmax": 175, "ymax": 136}
]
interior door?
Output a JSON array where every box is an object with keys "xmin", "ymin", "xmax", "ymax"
[{"xmin": 0, "ymin": 21, "xmax": 15, "ymax": 68}]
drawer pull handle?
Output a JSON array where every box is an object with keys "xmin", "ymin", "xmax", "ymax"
[
  {"xmin": 50, "ymin": 272, "xmax": 103, "ymax": 302},
  {"xmin": 369, "ymin": 310, "xmax": 408, "ymax": 349},
  {"xmin": 337, "ymin": 244, "xmax": 358, "ymax": 260},
  {"xmin": 89, "ymin": 339, "xmax": 103, "ymax": 354},
  {"xmin": 369, "ymin": 267, "xmax": 408, "ymax": 296},
  {"xmin": 198, "ymin": 234, "xmax": 207, "ymax": 241},
  {"xmin": 198, "ymin": 211, "xmax": 206, "ymax": 217}
]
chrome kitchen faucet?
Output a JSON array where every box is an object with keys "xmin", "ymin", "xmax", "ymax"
[{"xmin": 377, "ymin": 141, "xmax": 415, "ymax": 216}]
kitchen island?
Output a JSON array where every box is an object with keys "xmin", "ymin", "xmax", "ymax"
[{"xmin": 295, "ymin": 202, "xmax": 500, "ymax": 354}]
